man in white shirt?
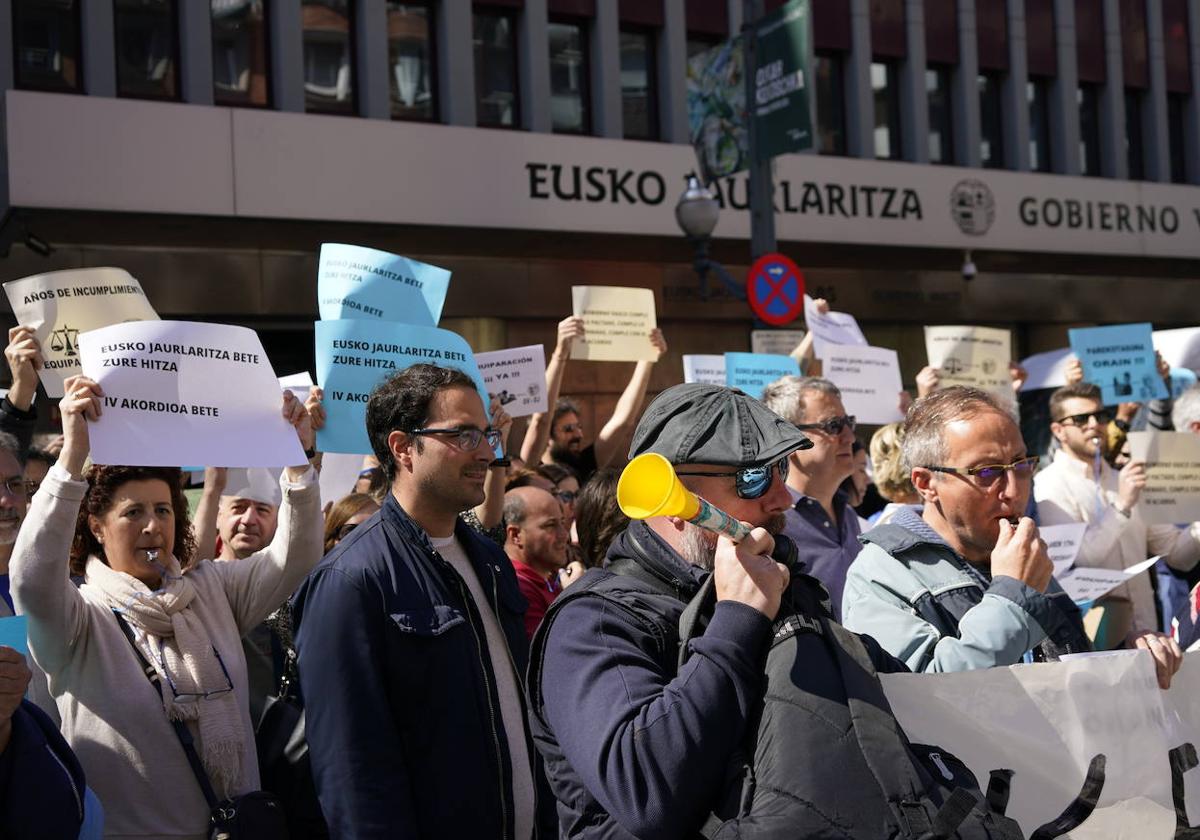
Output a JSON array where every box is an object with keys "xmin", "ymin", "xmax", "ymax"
[{"xmin": 1034, "ymin": 381, "xmax": 1200, "ymax": 644}]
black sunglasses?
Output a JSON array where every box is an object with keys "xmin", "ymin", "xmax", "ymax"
[
  {"xmin": 794, "ymin": 415, "xmax": 857, "ymax": 436},
  {"xmin": 1054, "ymin": 409, "xmax": 1115, "ymax": 427},
  {"xmin": 675, "ymin": 457, "xmax": 790, "ymax": 500}
]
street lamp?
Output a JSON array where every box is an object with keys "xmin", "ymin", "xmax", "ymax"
[{"xmin": 674, "ymin": 176, "xmax": 745, "ymax": 300}]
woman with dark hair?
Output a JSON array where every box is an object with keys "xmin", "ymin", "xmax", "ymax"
[
  {"xmin": 323, "ymin": 492, "xmax": 381, "ymax": 554},
  {"xmin": 573, "ymin": 469, "xmax": 628, "ymax": 570},
  {"xmin": 11, "ymin": 375, "xmax": 322, "ymax": 839}
]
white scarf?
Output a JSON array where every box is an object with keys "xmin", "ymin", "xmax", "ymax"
[{"xmin": 87, "ymin": 554, "xmax": 243, "ymax": 796}]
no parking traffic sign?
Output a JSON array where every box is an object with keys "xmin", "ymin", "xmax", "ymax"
[{"xmin": 747, "ymin": 253, "xmax": 805, "ymax": 327}]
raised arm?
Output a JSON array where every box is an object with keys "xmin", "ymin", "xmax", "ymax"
[
  {"xmin": 521, "ymin": 317, "xmax": 585, "ymax": 465},
  {"xmin": 0, "ymin": 327, "xmax": 43, "ymax": 454},
  {"xmin": 593, "ymin": 329, "xmax": 668, "ymax": 469},
  {"xmin": 191, "ymin": 467, "xmax": 228, "ymax": 561},
  {"xmin": 472, "ymin": 398, "xmax": 512, "ymax": 530},
  {"xmin": 10, "ymin": 377, "xmax": 98, "ymax": 676}
]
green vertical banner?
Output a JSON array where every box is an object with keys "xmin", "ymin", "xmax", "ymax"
[{"xmin": 753, "ymin": 0, "xmax": 813, "ymax": 159}]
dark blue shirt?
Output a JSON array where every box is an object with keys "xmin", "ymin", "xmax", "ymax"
[
  {"xmin": 780, "ymin": 490, "xmax": 863, "ymax": 621},
  {"xmin": 0, "ymin": 574, "xmax": 11, "ymax": 613}
]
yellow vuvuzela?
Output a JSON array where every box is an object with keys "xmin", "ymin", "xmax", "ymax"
[{"xmin": 617, "ymin": 453, "xmax": 752, "ymax": 542}]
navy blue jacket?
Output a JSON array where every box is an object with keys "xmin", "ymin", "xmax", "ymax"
[
  {"xmin": 291, "ymin": 494, "xmax": 555, "ymax": 839},
  {"xmin": 0, "ymin": 699, "xmax": 88, "ymax": 839}
]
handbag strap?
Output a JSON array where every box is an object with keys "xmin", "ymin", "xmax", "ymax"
[{"xmin": 112, "ymin": 610, "xmax": 222, "ymax": 810}]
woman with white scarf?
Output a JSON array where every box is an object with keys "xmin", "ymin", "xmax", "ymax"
[{"xmin": 11, "ymin": 375, "xmax": 323, "ymax": 839}]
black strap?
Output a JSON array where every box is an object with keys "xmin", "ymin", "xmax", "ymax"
[
  {"xmin": 1029, "ymin": 753, "xmax": 1107, "ymax": 840},
  {"xmin": 112, "ymin": 610, "xmax": 222, "ymax": 810},
  {"xmin": 676, "ymin": 575, "xmax": 718, "ymax": 670}
]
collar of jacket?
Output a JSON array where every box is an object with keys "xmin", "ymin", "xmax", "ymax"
[
  {"xmin": 604, "ymin": 520, "xmax": 710, "ymax": 602},
  {"xmin": 860, "ymin": 506, "xmax": 993, "ymax": 587},
  {"xmin": 380, "ymin": 493, "xmax": 502, "ymax": 572}
]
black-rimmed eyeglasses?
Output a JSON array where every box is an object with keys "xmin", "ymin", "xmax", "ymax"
[
  {"xmin": 409, "ymin": 426, "xmax": 502, "ymax": 452},
  {"xmin": 794, "ymin": 415, "xmax": 856, "ymax": 436}
]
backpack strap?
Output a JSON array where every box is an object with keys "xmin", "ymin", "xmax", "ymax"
[
  {"xmin": 1028, "ymin": 754, "xmax": 1107, "ymax": 840},
  {"xmin": 677, "ymin": 575, "xmax": 718, "ymax": 671}
]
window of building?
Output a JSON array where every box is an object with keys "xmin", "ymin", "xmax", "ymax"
[
  {"xmin": 13, "ymin": 0, "xmax": 82, "ymax": 92},
  {"xmin": 474, "ymin": 10, "xmax": 520, "ymax": 127},
  {"xmin": 1077, "ymin": 83, "xmax": 1101, "ymax": 176},
  {"xmin": 815, "ymin": 51, "xmax": 846, "ymax": 156},
  {"xmin": 549, "ymin": 20, "xmax": 589, "ymax": 134},
  {"xmin": 212, "ymin": 0, "xmax": 268, "ymax": 106},
  {"xmin": 114, "ymin": 0, "xmax": 178, "ymax": 99},
  {"xmin": 978, "ymin": 71, "xmax": 1004, "ymax": 168},
  {"xmin": 1168, "ymin": 92, "xmax": 1188, "ymax": 184},
  {"xmin": 1027, "ymin": 77, "xmax": 1052, "ymax": 172},
  {"xmin": 388, "ymin": 2, "xmax": 436, "ymax": 120},
  {"xmin": 621, "ymin": 29, "xmax": 658, "ymax": 140},
  {"xmin": 303, "ymin": 0, "xmax": 354, "ymax": 113},
  {"xmin": 871, "ymin": 60, "xmax": 901, "ymax": 159},
  {"xmin": 926, "ymin": 65, "xmax": 953, "ymax": 164},
  {"xmin": 1124, "ymin": 89, "xmax": 1144, "ymax": 180}
]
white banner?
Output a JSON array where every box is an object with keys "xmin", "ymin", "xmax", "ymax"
[
  {"xmin": 683, "ymin": 354, "xmax": 727, "ymax": 385},
  {"xmin": 474, "ymin": 344, "xmax": 548, "ymax": 418},
  {"xmin": 3, "ymin": 267, "xmax": 159, "ymax": 397},
  {"xmin": 881, "ymin": 652, "xmax": 1200, "ymax": 839},
  {"xmin": 78, "ymin": 320, "xmax": 307, "ymax": 468},
  {"xmin": 822, "ymin": 345, "xmax": 904, "ymax": 425}
]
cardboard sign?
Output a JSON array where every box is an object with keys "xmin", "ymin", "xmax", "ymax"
[
  {"xmin": 474, "ymin": 344, "xmax": 547, "ymax": 418},
  {"xmin": 683, "ymin": 354, "xmax": 727, "ymax": 385},
  {"xmin": 317, "ymin": 243, "xmax": 451, "ymax": 326},
  {"xmin": 804, "ymin": 294, "xmax": 867, "ymax": 359},
  {"xmin": 1128, "ymin": 431, "xmax": 1200, "ymax": 524},
  {"xmin": 724, "ymin": 352, "xmax": 799, "ymax": 399},
  {"xmin": 4, "ymin": 267, "xmax": 159, "ymax": 397},
  {"xmin": 822, "ymin": 345, "xmax": 904, "ymax": 425},
  {"xmin": 570, "ymin": 286, "xmax": 658, "ymax": 362},
  {"xmin": 1057, "ymin": 556, "xmax": 1160, "ymax": 603},
  {"xmin": 315, "ymin": 319, "xmax": 489, "ymax": 455},
  {"xmin": 1069, "ymin": 323, "xmax": 1168, "ymax": 406},
  {"xmin": 77, "ymin": 320, "xmax": 306, "ymax": 468},
  {"xmin": 925, "ymin": 326, "xmax": 1012, "ymax": 392}
]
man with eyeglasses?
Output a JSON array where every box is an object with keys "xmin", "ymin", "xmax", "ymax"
[
  {"xmin": 1035, "ymin": 381, "xmax": 1199, "ymax": 660},
  {"xmin": 843, "ymin": 386, "xmax": 1097, "ymax": 675},
  {"xmin": 293, "ymin": 363, "xmax": 556, "ymax": 839},
  {"xmin": 762, "ymin": 376, "xmax": 862, "ymax": 619}
]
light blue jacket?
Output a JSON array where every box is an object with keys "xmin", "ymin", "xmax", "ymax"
[{"xmin": 842, "ymin": 508, "xmax": 1091, "ymax": 673}]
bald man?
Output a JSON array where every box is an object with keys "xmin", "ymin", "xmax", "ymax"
[{"xmin": 503, "ymin": 486, "xmax": 570, "ymax": 638}]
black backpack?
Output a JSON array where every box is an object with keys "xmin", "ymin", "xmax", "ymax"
[{"xmin": 675, "ymin": 574, "xmax": 1104, "ymax": 840}]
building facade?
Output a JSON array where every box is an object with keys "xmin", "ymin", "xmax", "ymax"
[{"xmin": 1, "ymin": 0, "xmax": 1199, "ymax": 428}]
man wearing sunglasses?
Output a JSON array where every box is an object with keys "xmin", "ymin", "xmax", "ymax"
[
  {"xmin": 1035, "ymin": 382, "xmax": 1198, "ymax": 665},
  {"xmin": 762, "ymin": 376, "xmax": 861, "ymax": 620},
  {"xmin": 293, "ymin": 363, "xmax": 556, "ymax": 839},
  {"xmin": 843, "ymin": 386, "xmax": 1098, "ymax": 676}
]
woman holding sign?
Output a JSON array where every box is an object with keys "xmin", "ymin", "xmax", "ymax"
[{"xmin": 10, "ymin": 376, "xmax": 322, "ymax": 839}]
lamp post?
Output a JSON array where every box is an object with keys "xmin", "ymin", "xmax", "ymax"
[{"xmin": 674, "ymin": 176, "xmax": 745, "ymax": 300}]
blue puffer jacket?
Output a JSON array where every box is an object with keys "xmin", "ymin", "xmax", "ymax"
[
  {"xmin": 843, "ymin": 508, "xmax": 1091, "ymax": 672},
  {"xmin": 0, "ymin": 699, "xmax": 90, "ymax": 839}
]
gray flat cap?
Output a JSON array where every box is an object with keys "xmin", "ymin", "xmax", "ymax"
[{"xmin": 629, "ymin": 383, "xmax": 812, "ymax": 467}]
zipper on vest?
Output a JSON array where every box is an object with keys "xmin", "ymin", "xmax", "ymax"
[
  {"xmin": 44, "ymin": 742, "xmax": 83, "ymax": 821},
  {"xmin": 438, "ymin": 550, "xmax": 511, "ymax": 840}
]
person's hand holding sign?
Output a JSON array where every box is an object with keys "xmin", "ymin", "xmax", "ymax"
[
  {"xmin": 57, "ymin": 375, "xmax": 103, "ymax": 480},
  {"xmin": 282, "ymin": 390, "xmax": 316, "ymax": 482},
  {"xmin": 554, "ymin": 316, "xmax": 585, "ymax": 361},
  {"xmin": 1130, "ymin": 630, "xmax": 1184, "ymax": 689},
  {"xmin": 1116, "ymin": 459, "xmax": 1147, "ymax": 515},
  {"xmin": 916, "ymin": 366, "xmax": 940, "ymax": 398},
  {"xmin": 648, "ymin": 328, "xmax": 668, "ymax": 362},
  {"xmin": 5, "ymin": 325, "xmax": 44, "ymax": 412}
]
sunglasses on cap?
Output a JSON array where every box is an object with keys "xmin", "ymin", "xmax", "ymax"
[
  {"xmin": 675, "ymin": 457, "xmax": 790, "ymax": 500},
  {"xmin": 1054, "ymin": 409, "xmax": 1115, "ymax": 427}
]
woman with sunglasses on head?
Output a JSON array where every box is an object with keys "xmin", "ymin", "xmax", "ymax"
[
  {"xmin": 11, "ymin": 375, "xmax": 323, "ymax": 839},
  {"xmin": 323, "ymin": 492, "xmax": 381, "ymax": 554}
]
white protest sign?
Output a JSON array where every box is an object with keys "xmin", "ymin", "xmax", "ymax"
[
  {"xmin": 1039, "ymin": 522, "xmax": 1088, "ymax": 578},
  {"xmin": 474, "ymin": 344, "xmax": 547, "ymax": 418},
  {"xmin": 78, "ymin": 320, "xmax": 306, "ymax": 468},
  {"xmin": 318, "ymin": 452, "xmax": 369, "ymax": 506},
  {"xmin": 683, "ymin": 354, "xmax": 727, "ymax": 385},
  {"xmin": 804, "ymin": 294, "xmax": 867, "ymax": 359},
  {"xmin": 1057, "ymin": 556, "xmax": 1161, "ymax": 603},
  {"xmin": 4, "ymin": 267, "xmax": 159, "ymax": 397},
  {"xmin": 822, "ymin": 345, "xmax": 904, "ymax": 425},
  {"xmin": 925, "ymin": 326, "xmax": 1012, "ymax": 392},
  {"xmin": 750, "ymin": 329, "xmax": 805, "ymax": 356},
  {"xmin": 882, "ymin": 653, "xmax": 1200, "ymax": 839},
  {"xmin": 570, "ymin": 286, "xmax": 657, "ymax": 362},
  {"xmin": 1128, "ymin": 431, "xmax": 1200, "ymax": 524},
  {"xmin": 1020, "ymin": 348, "xmax": 1072, "ymax": 391},
  {"xmin": 279, "ymin": 371, "xmax": 315, "ymax": 405},
  {"xmin": 1154, "ymin": 327, "xmax": 1200, "ymax": 373}
]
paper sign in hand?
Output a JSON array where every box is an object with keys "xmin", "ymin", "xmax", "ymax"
[
  {"xmin": 317, "ymin": 243, "xmax": 451, "ymax": 327},
  {"xmin": 78, "ymin": 320, "xmax": 307, "ymax": 469},
  {"xmin": 1068, "ymin": 323, "xmax": 1167, "ymax": 407},
  {"xmin": 683, "ymin": 355, "xmax": 727, "ymax": 385},
  {"xmin": 822, "ymin": 345, "xmax": 904, "ymax": 425},
  {"xmin": 474, "ymin": 345, "xmax": 547, "ymax": 418},
  {"xmin": 1127, "ymin": 431, "xmax": 1200, "ymax": 525},
  {"xmin": 570, "ymin": 286, "xmax": 657, "ymax": 362},
  {"xmin": 279, "ymin": 371, "xmax": 315, "ymax": 406},
  {"xmin": 315, "ymin": 319, "xmax": 490, "ymax": 455},
  {"xmin": 3, "ymin": 267, "xmax": 159, "ymax": 398},
  {"xmin": 804, "ymin": 294, "xmax": 867, "ymax": 359},
  {"xmin": 1038, "ymin": 522, "xmax": 1088, "ymax": 578},
  {"xmin": 1057, "ymin": 555, "xmax": 1161, "ymax": 603},
  {"xmin": 924, "ymin": 326, "xmax": 1013, "ymax": 393},
  {"xmin": 724, "ymin": 352, "xmax": 800, "ymax": 399},
  {"xmin": 1019, "ymin": 348, "xmax": 1072, "ymax": 391}
]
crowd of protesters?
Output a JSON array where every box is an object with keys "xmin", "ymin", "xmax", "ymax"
[{"xmin": 0, "ymin": 299, "xmax": 1197, "ymax": 840}]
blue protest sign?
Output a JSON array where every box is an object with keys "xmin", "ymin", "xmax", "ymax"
[
  {"xmin": 1068, "ymin": 323, "xmax": 1168, "ymax": 406},
  {"xmin": 0, "ymin": 615, "xmax": 28, "ymax": 657},
  {"xmin": 725, "ymin": 352, "xmax": 800, "ymax": 399},
  {"xmin": 315, "ymin": 320, "xmax": 490, "ymax": 455},
  {"xmin": 317, "ymin": 243, "xmax": 451, "ymax": 327}
]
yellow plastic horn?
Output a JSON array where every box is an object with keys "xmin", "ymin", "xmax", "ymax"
[{"xmin": 618, "ymin": 453, "xmax": 751, "ymax": 542}]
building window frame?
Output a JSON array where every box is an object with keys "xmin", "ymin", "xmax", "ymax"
[
  {"xmin": 620, "ymin": 26, "xmax": 659, "ymax": 141},
  {"xmin": 548, "ymin": 16, "xmax": 591, "ymax": 135},
  {"xmin": 474, "ymin": 7, "xmax": 522, "ymax": 129},
  {"xmin": 926, "ymin": 63, "xmax": 954, "ymax": 164},
  {"xmin": 978, "ymin": 70, "xmax": 1005, "ymax": 169},
  {"xmin": 302, "ymin": 0, "xmax": 357, "ymax": 115},
  {"xmin": 388, "ymin": 1, "xmax": 438, "ymax": 122},
  {"xmin": 1167, "ymin": 91, "xmax": 1188, "ymax": 184},
  {"xmin": 1077, "ymin": 82, "xmax": 1102, "ymax": 176},
  {"xmin": 814, "ymin": 49, "xmax": 847, "ymax": 156},
  {"xmin": 870, "ymin": 58, "xmax": 901, "ymax": 160},
  {"xmin": 1027, "ymin": 76, "xmax": 1052, "ymax": 172},
  {"xmin": 212, "ymin": 0, "xmax": 271, "ymax": 108},
  {"xmin": 13, "ymin": 0, "xmax": 84, "ymax": 93},
  {"xmin": 113, "ymin": 0, "xmax": 181, "ymax": 101}
]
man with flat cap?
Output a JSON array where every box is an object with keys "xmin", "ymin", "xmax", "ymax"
[{"xmin": 526, "ymin": 384, "xmax": 935, "ymax": 839}]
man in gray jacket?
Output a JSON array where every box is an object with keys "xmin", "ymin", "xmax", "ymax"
[{"xmin": 842, "ymin": 386, "xmax": 1097, "ymax": 673}]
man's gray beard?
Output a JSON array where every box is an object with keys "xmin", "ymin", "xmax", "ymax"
[{"xmin": 678, "ymin": 513, "xmax": 786, "ymax": 571}]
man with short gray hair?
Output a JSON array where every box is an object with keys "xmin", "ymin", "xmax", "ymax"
[
  {"xmin": 1172, "ymin": 384, "xmax": 1200, "ymax": 433},
  {"xmin": 843, "ymin": 386, "xmax": 1103, "ymax": 675},
  {"xmin": 761, "ymin": 376, "xmax": 860, "ymax": 618}
]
